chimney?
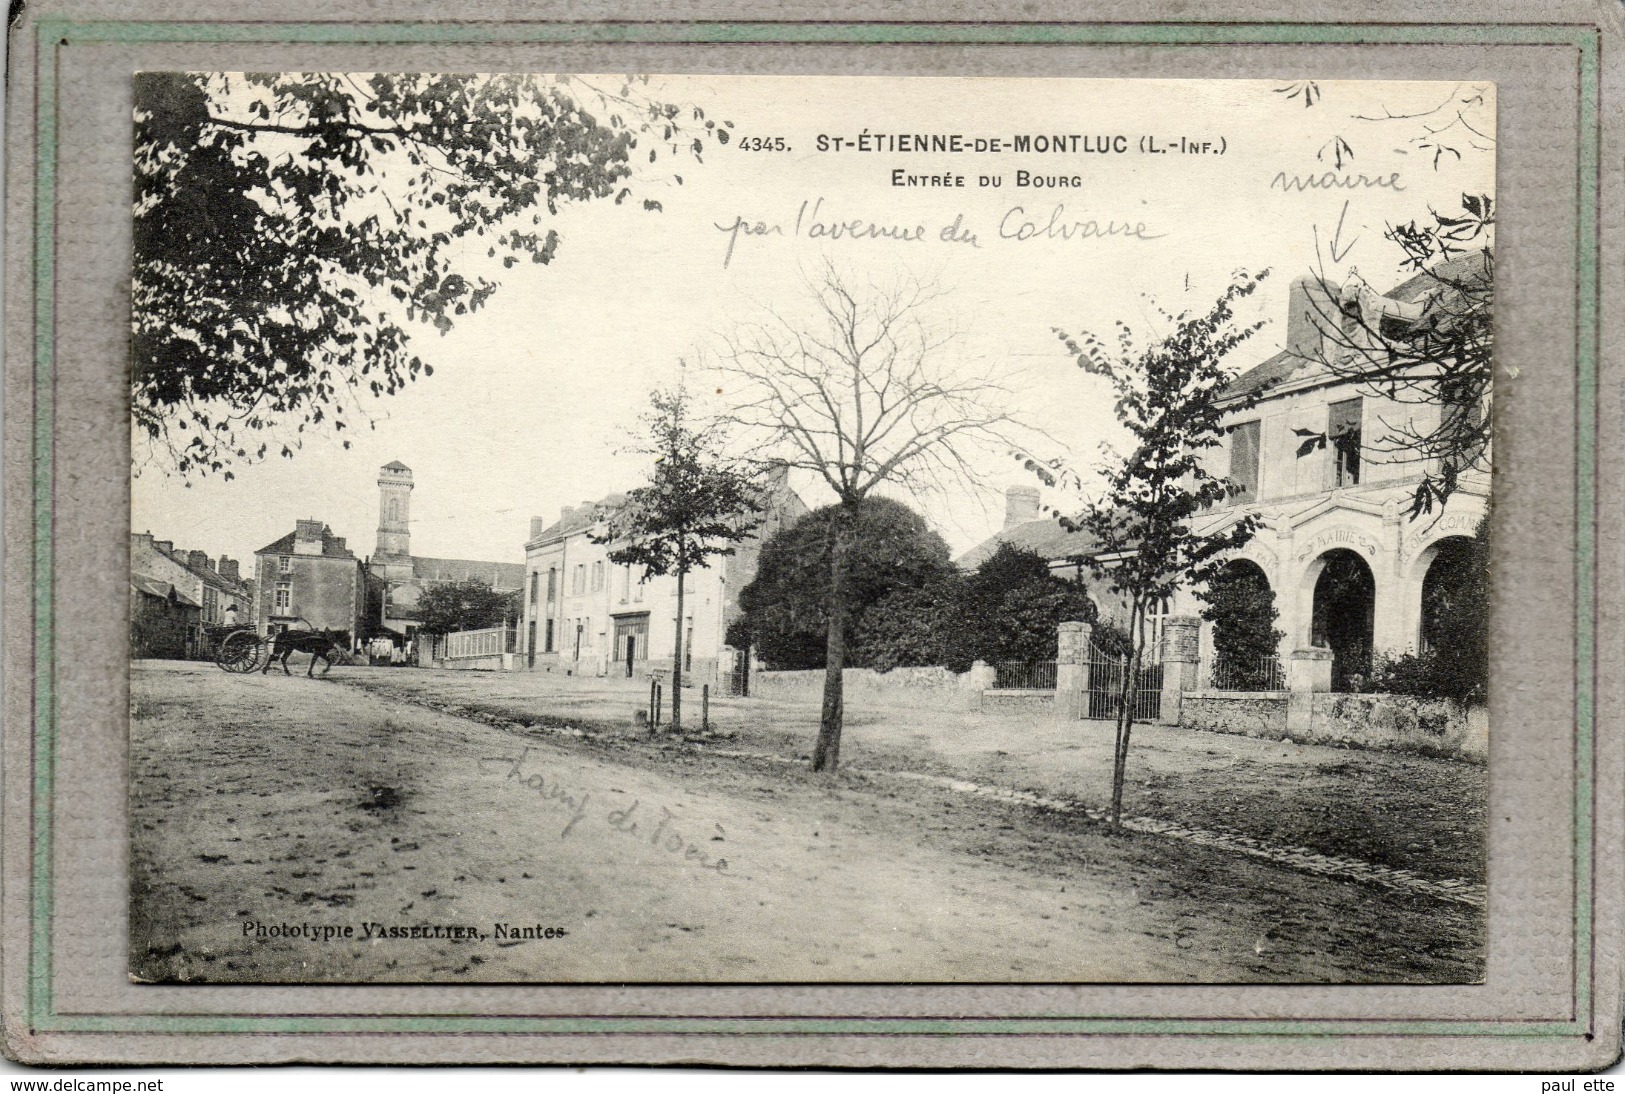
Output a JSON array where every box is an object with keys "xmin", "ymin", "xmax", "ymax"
[
  {"xmin": 294, "ymin": 519, "xmax": 326, "ymax": 556},
  {"xmin": 334, "ymin": 536, "xmax": 347, "ymax": 551},
  {"xmin": 559, "ymin": 506, "xmax": 576, "ymax": 525},
  {"xmin": 1285, "ymin": 275, "xmax": 1343, "ymax": 362},
  {"xmin": 154, "ymin": 540, "xmax": 174, "ymax": 557},
  {"xmin": 187, "ymin": 549, "xmax": 210, "ymax": 571},
  {"xmin": 1004, "ymin": 485, "xmax": 1041, "ymax": 530},
  {"xmin": 530, "ymin": 517, "xmax": 547, "ymax": 541},
  {"xmin": 218, "ymin": 557, "xmax": 240, "ymax": 582},
  {"xmin": 763, "ymin": 459, "xmax": 790, "ymax": 494}
]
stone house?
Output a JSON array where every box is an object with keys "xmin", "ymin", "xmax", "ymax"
[
  {"xmin": 130, "ymin": 532, "xmax": 254, "ymax": 646},
  {"xmin": 252, "ymin": 520, "xmax": 365, "ymax": 646},
  {"xmin": 130, "ymin": 575, "xmax": 201, "ymax": 659}
]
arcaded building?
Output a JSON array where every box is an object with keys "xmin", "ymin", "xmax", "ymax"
[{"xmin": 1176, "ymin": 261, "xmax": 1490, "ymax": 687}]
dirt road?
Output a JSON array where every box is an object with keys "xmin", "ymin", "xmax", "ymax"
[{"xmin": 129, "ymin": 661, "xmax": 1482, "ymax": 984}]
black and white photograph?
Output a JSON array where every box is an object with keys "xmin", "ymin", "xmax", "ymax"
[{"xmin": 127, "ymin": 73, "xmax": 1495, "ymax": 985}]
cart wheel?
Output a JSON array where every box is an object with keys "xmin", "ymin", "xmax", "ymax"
[{"xmin": 216, "ymin": 630, "xmax": 262, "ymax": 673}]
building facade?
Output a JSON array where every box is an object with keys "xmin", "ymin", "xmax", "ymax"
[
  {"xmin": 1177, "ymin": 264, "xmax": 1489, "ymax": 687},
  {"xmin": 130, "ymin": 575, "xmax": 202, "ymax": 659},
  {"xmin": 130, "ymin": 529, "xmax": 251, "ymax": 640},
  {"xmin": 252, "ymin": 519, "xmax": 366, "ymax": 645},
  {"xmin": 964, "ymin": 260, "xmax": 1490, "ymax": 690},
  {"xmin": 518, "ymin": 467, "xmax": 808, "ymax": 682}
]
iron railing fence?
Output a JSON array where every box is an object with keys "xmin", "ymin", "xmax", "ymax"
[
  {"xmin": 1208, "ymin": 653, "xmax": 1287, "ymax": 692},
  {"xmin": 992, "ymin": 661, "xmax": 1058, "ymax": 690}
]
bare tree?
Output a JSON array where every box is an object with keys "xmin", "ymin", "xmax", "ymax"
[{"xmin": 714, "ymin": 267, "xmax": 1019, "ymax": 772}]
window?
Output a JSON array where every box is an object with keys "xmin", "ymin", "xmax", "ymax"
[
  {"xmin": 591, "ymin": 561, "xmax": 604, "ymax": 592},
  {"xmin": 633, "ymin": 570, "xmax": 644, "ymax": 602},
  {"xmin": 278, "ymin": 555, "xmax": 292, "ymax": 574},
  {"xmin": 1328, "ymin": 397, "xmax": 1362, "ymax": 487},
  {"xmin": 529, "ymin": 571, "xmax": 540, "ymax": 605},
  {"xmin": 274, "ymin": 583, "xmax": 291, "ymax": 612},
  {"xmin": 546, "ymin": 567, "xmax": 557, "ymax": 603},
  {"xmin": 1145, "ymin": 594, "xmax": 1172, "ymax": 659},
  {"xmin": 573, "ymin": 564, "xmax": 586, "ymax": 595},
  {"xmin": 620, "ymin": 565, "xmax": 631, "ymax": 603},
  {"xmin": 544, "ymin": 619, "xmax": 555, "ymax": 653},
  {"xmin": 1227, "ymin": 420, "xmax": 1261, "ymax": 503}
]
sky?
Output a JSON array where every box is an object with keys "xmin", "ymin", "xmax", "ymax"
[{"xmin": 131, "ymin": 75, "xmax": 1495, "ymax": 570}]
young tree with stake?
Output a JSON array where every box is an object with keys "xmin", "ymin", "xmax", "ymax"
[
  {"xmin": 595, "ymin": 387, "xmax": 762, "ymax": 734},
  {"xmin": 716, "ymin": 267, "xmax": 1020, "ymax": 772},
  {"xmin": 1052, "ymin": 270, "xmax": 1270, "ymax": 826}
]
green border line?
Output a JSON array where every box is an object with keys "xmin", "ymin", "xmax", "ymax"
[
  {"xmin": 29, "ymin": 20, "xmax": 58, "ymax": 1034},
  {"xmin": 32, "ymin": 18, "xmax": 1601, "ymax": 1041}
]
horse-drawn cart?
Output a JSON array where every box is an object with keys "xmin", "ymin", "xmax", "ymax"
[{"xmin": 213, "ymin": 628, "xmax": 268, "ymax": 673}]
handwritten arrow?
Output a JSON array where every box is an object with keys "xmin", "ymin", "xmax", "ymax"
[{"xmin": 1327, "ymin": 199, "xmax": 1360, "ymax": 263}]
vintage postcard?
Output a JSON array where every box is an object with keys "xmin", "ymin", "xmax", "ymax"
[{"xmin": 127, "ymin": 73, "xmax": 1497, "ymax": 986}]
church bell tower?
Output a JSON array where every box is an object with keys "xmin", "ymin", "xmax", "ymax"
[{"xmin": 375, "ymin": 461, "xmax": 414, "ymax": 573}]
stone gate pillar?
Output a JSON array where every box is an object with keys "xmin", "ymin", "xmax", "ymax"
[
  {"xmin": 1158, "ymin": 616, "xmax": 1202, "ymax": 725},
  {"xmin": 1287, "ymin": 645, "xmax": 1335, "ymax": 734},
  {"xmin": 1054, "ymin": 621, "xmax": 1092, "ymax": 720}
]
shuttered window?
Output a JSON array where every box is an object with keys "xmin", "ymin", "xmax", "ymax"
[{"xmin": 1228, "ymin": 420, "xmax": 1260, "ymax": 503}]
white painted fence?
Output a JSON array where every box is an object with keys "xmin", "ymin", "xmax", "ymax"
[{"xmin": 435, "ymin": 626, "xmax": 515, "ymax": 661}]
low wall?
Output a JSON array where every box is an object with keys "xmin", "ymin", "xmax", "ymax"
[
  {"xmin": 1180, "ymin": 691, "xmax": 1288, "ymax": 736},
  {"xmin": 1178, "ymin": 690, "xmax": 1486, "ymax": 760},
  {"xmin": 978, "ymin": 689, "xmax": 1055, "ymax": 713},
  {"xmin": 428, "ymin": 653, "xmax": 512, "ymax": 672},
  {"xmin": 752, "ymin": 664, "xmax": 988, "ymax": 711},
  {"xmin": 1308, "ymin": 693, "xmax": 1487, "ymax": 760}
]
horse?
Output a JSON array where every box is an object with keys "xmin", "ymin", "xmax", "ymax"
[{"xmin": 261, "ymin": 629, "xmax": 350, "ymax": 677}]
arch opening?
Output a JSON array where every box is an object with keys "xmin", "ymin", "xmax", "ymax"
[
  {"xmin": 1420, "ymin": 535, "xmax": 1481, "ymax": 654},
  {"xmin": 1202, "ymin": 558, "xmax": 1283, "ymax": 691},
  {"xmin": 1311, "ymin": 548, "xmax": 1376, "ymax": 690}
]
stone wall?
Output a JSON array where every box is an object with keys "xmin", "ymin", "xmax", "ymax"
[
  {"xmin": 752, "ymin": 664, "xmax": 990, "ymax": 711},
  {"xmin": 1178, "ymin": 690, "xmax": 1486, "ymax": 761},
  {"xmin": 1180, "ymin": 692, "xmax": 1289, "ymax": 736},
  {"xmin": 1308, "ymin": 693, "xmax": 1487, "ymax": 760}
]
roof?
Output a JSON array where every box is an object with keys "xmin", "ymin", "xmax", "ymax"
[
  {"xmin": 134, "ymin": 536, "xmax": 251, "ymax": 598},
  {"xmin": 381, "ymin": 460, "xmax": 411, "ymax": 473},
  {"xmin": 527, "ymin": 493, "xmax": 629, "ymax": 546},
  {"xmin": 255, "ymin": 526, "xmax": 357, "ymax": 560},
  {"xmin": 956, "ymin": 517, "xmax": 1102, "ymax": 570},
  {"xmin": 1223, "ymin": 250, "xmax": 1492, "ymax": 401},
  {"xmin": 131, "ymin": 575, "xmax": 200, "ymax": 608},
  {"xmin": 409, "ymin": 556, "xmax": 525, "ymax": 591}
]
